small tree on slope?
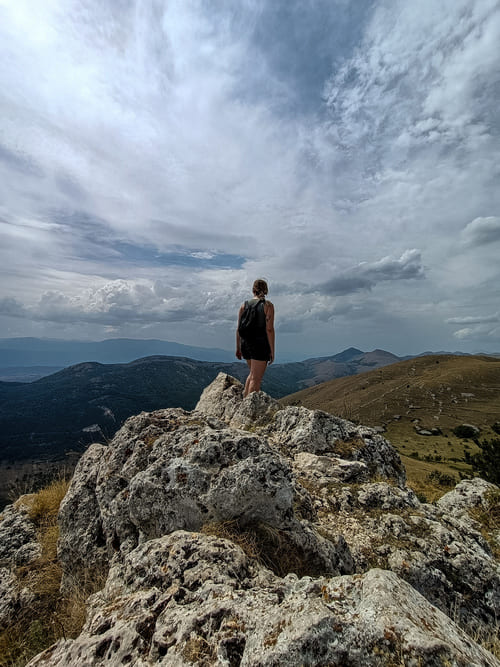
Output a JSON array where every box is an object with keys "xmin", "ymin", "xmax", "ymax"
[{"xmin": 468, "ymin": 437, "xmax": 500, "ymax": 485}]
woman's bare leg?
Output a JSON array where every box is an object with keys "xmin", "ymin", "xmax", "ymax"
[
  {"xmin": 246, "ymin": 359, "xmax": 268, "ymax": 395},
  {"xmin": 244, "ymin": 360, "xmax": 252, "ymax": 397}
]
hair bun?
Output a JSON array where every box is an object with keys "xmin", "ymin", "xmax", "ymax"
[{"xmin": 252, "ymin": 278, "xmax": 268, "ymax": 297}]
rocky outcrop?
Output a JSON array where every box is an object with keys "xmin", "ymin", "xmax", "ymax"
[
  {"xmin": 57, "ymin": 443, "xmax": 108, "ymax": 589},
  {"xmin": 20, "ymin": 374, "xmax": 500, "ymax": 665},
  {"xmin": 195, "ymin": 372, "xmax": 280, "ymax": 429},
  {"xmin": 0, "ymin": 498, "xmax": 41, "ymax": 568},
  {"xmin": 28, "ymin": 531, "xmax": 497, "ymax": 667},
  {"xmin": 0, "ymin": 497, "xmax": 40, "ymax": 628},
  {"xmin": 57, "ymin": 404, "xmax": 353, "ymax": 591},
  {"xmin": 0, "ymin": 566, "xmax": 34, "ymax": 628},
  {"xmin": 318, "ymin": 491, "xmax": 499, "ymax": 632},
  {"xmin": 266, "ymin": 406, "xmax": 406, "ymax": 483},
  {"xmin": 436, "ymin": 477, "xmax": 496, "ymax": 516}
]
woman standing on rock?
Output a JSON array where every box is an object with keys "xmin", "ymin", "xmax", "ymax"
[{"xmin": 236, "ymin": 279, "xmax": 275, "ymax": 397}]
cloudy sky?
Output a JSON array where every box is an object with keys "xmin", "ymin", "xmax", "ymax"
[{"xmin": 1, "ymin": 0, "xmax": 499, "ymax": 360}]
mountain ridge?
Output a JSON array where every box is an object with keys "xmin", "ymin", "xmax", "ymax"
[
  {"xmin": 2, "ymin": 351, "xmax": 499, "ymax": 468},
  {"xmin": 0, "ymin": 336, "xmax": 235, "ymax": 368},
  {"xmin": 0, "ymin": 349, "xmax": 410, "ymax": 462},
  {"xmin": 2, "ymin": 337, "xmax": 499, "ymax": 382}
]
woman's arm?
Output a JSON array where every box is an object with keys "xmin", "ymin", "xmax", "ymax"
[
  {"xmin": 265, "ymin": 301, "xmax": 275, "ymax": 364},
  {"xmin": 236, "ymin": 303, "xmax": 244, "ymax": 359}
]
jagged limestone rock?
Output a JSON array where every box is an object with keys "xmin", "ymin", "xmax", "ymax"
[
  {"xmin": 0, "ymin": 567, "xmax": 34, "ymax": 629},
  {"xmin": 57, "ymin": 443, "xmax": 109, "ymax": 589},
  {"xmin": 0, "ymin": 498, "xmax": 40, "ymax": 628},
  {"xmin": 266, "ymin": 406, "xmax": 406, "ymax": 484},
  {"xmin": 194, "ymin": 371, "xmax": 244, "ymax": 422},
  {"xmin": 316, "ymin": 489, "xmax": 500, "ymax": 634},
  {"xmin": 436, "ymin": 477, "xmax": 497, "ymax": 516},
  {"xmin": 195, "ymin": 372, "xmax": 280, "ymax": 429},
  {"xmin": 0, "ymin": 498, "xmax": 41, "ymax": 568},
  {"xmin": 58, "ymin": 401, "xmax": 353, "ymax": 590},
  {"xmin": 27, "ymin": 374, "xmax": 499, "ymax": 664},
  {"xmin": 229, "ymin": 391, "xmax": 280, "ymax": 430},
  {"xmin": 27, "ymin": 531, "xmax": 499, "ymax": 667},
  {"xmin": 292, "ymin": 451, "xmax": 370, "ymax": 487},
  {"xmin": 355, "ymin": 482, "xmax": 420, "ymax": 511}
]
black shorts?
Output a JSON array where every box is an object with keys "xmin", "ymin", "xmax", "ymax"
[{"xmin": 241, "ymin": 335, "xmax": 271, "ymax": 362}]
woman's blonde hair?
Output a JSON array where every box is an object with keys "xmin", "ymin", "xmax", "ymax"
[{"xmin": 252, "ymin": 279, "xmax": 268, "ymax": 298}]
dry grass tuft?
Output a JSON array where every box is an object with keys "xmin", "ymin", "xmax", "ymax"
[
  {"xmin": 23, "ymin": 477, "xmax": 69, "ymax": 524},
  {"xmin": 201, "ymin": 520, "xmax": 259, "ymax": 559},
  {"xmin": 0, "ymin": 477, "xmax": 106, "ymax": 667},
  {"xmin": 182, "ymin": 634, "xmax": 216, "ymax": 665},
  {"xmin": 201, "ymin": 519, "xmax": 318, "ymax": 578},
  {"xmin": 333, "ymin": 437, "xmax": 365, "ymax": 457},
  {"xmin": 469, "ymin": 488, "xmax": 500, "ymax": 560},
  {"xmin": 473, "ymin": 623, "xmax": 500, "ymax": 660}
]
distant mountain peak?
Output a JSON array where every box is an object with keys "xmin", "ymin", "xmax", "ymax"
[{"xmin": 332, "ymin": 347, "xmax": 364, "ymax": 362}]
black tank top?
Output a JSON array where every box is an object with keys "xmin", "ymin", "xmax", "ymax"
[{"xmin": 246, "ymin": 298, "xmax": 267, "ymax": 337}]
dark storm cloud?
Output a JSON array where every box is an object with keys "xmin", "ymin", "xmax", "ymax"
[
  {"xmin": 315, "ymin": 250, "xmax": 424, "ymax": 296},
  {"xmin": 0, "ymin": 297, "xmax": 28, "ymax": 318},
  {"xmin": 0, "ymin": 144, "xmax": 44, "ymax": 177}
]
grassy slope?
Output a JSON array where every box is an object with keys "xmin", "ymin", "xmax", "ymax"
[{"xmin": 281, "ymin": 354, "xmax": 500, "ymax": 500}]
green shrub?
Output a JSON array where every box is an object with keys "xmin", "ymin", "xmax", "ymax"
[
  {"xmin": 453, "ymin": 424, "xmax": 479, "ymax": 439},
  {"xmin": 426, "ymin": 470, "xmax": 457, "ymax": 488},
  {"xmin": 470, "ymin": 438, "xmax": 500, "ymax": 485}
]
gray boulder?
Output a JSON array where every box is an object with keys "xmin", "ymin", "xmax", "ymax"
[
  {"xmin": 58, "ymin": 443, "xmax": 109, "ymax": 590},
  {"xmin": 436, "ymin": 477, "xmax": 496, "ymax": 516},
  {"xmin": 0, "ymin": 498, "xmax": 41, "ymax": 568},
  {"xmin": 0, "ymin": 498, "xmax": 40, "ymax": 629},
  {"xmin": 27, "ymin": 531, "xmax": 499, "ymax": 667},
  {"xmin": 267, "ymin": 406, "xmax": 406, "ymax": 484},
  {"xmin": 0, "ymin": 567, "xmax": 34, "ymax": 628},
  {"xmin": 194, "ymin": 371, "xmax": 244, "ymax": 422},
  {"xmin": 58, "ymin": 404, "xmax": 353, "ymax": 590},
  {"xmin": 292, "ymin": 451, "xmax": 370, "ymax": 487},
  {"xmin": 314, "ymin": 481, "xmax": 499, "ymax": 634}
]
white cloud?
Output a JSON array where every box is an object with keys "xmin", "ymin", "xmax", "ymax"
[
  {"xmin": 446, "ymin": 313, "xmax": 499, "ymax": 325},
  {"xmin": 453, "ymin": 324, "xmax": 500, "ymax": 341},
  {"xmin": 462, "ymin": 217, "xmax": 500, "ymax": 246},
  {"xmin": 453, "ymin": 327, "xmax": 476, "ymax": 340},
  {"xmin": 0, "ymin": 1, "xmax": 499, "ymax": 356},
  {"xmin": 0, "ymin": 278, "xmax": 244, "ymax": 326}
]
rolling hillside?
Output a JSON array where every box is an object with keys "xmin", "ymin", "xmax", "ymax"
[
  {"xmin": 282, "ymin": 354, "xmax": 500, "ymax": 499},
  {"xmin": 0, "ymin": 357, "xmax": 248, "ymax": 460},
  {"xmin": 281, "ymin": 353, "xmax": 500, "ymax": 429}
]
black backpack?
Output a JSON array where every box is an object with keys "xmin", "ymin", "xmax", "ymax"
[{"xmin": 238, "ymin": 299, "xmax": 264, "ymax": 338}]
